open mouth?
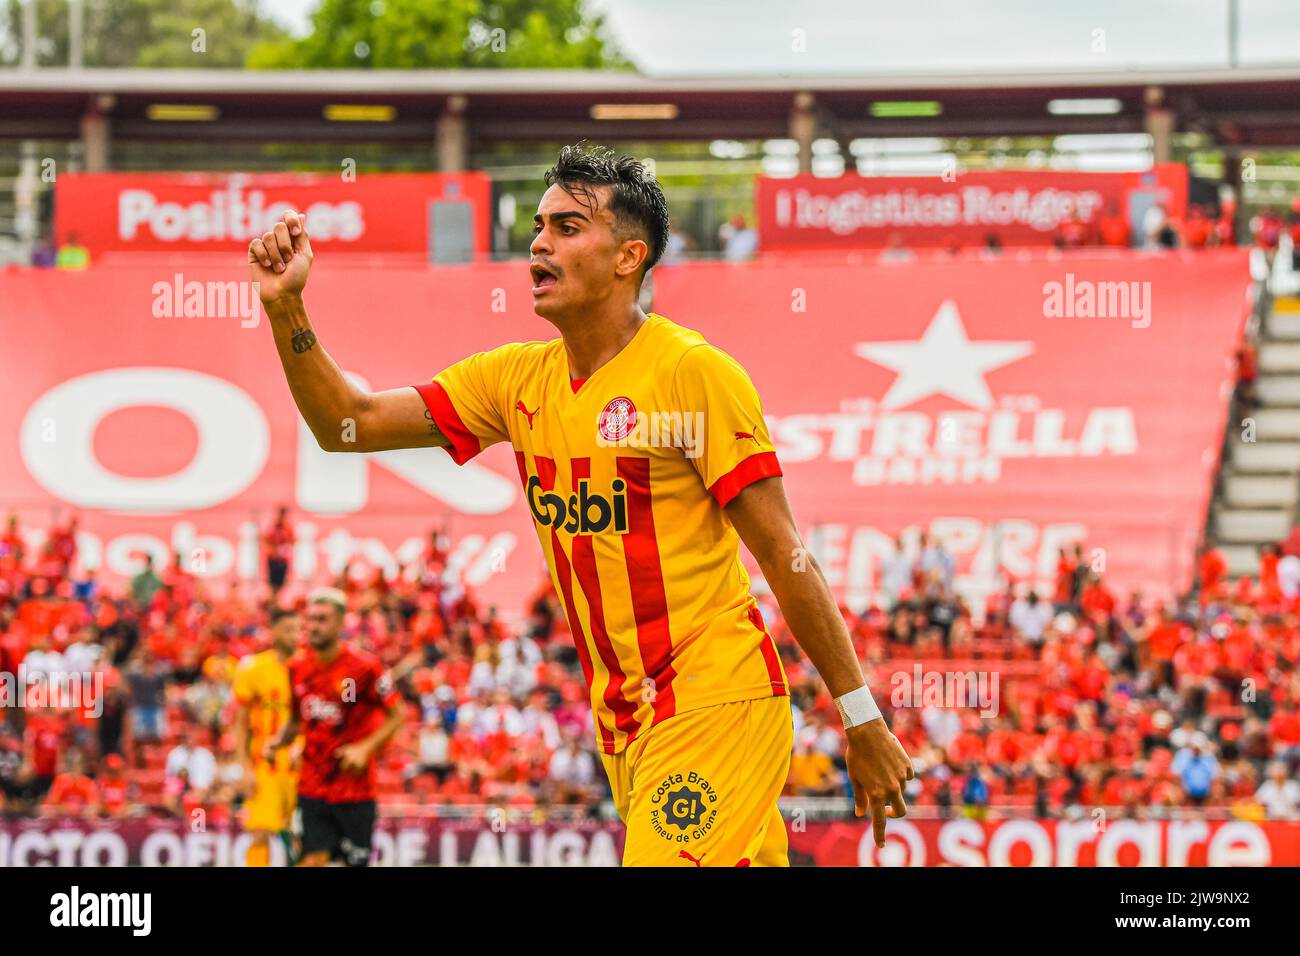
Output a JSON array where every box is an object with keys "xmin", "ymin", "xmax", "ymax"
[{"xmin": 530, "ymin": 263, "xmax": 559, "ymax": 293}]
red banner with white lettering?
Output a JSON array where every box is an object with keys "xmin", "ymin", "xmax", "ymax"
[
  {"xmin": 1, "ymin": 816, "xmax": 1295, "ymax": 865},
  {"xmin": 0, "ymin": 250, "xmax": 1248, "ymax": 614},
  {"xmin": 756, "ymin": 166, "xmax": 1188, "ymax": 249},
  {"xmin": 787, "ymin": 816, "xmax": 1300, "ymax": 867},
  {"xmin": 53, "ymin": 172, "xmax": 492, "ymax": 258}
]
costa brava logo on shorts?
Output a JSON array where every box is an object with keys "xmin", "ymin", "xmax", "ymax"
[{"xmin": 649, "ymin": 771, "xmax": 719, "ymax": 845}]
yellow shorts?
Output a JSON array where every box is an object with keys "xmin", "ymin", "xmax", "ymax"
[
  {"xmin": 600, "ymin": 695, "xmax": 793, "ymax": 867},
  {"xmin": 245, "ymin": 762, "xmax": 298, "ymax": 833}
]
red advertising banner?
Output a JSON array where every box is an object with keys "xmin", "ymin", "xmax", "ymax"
[
  {"xmin": 756, "ymin": 165, "xmax": 1189, "ymax": 250},
  {"xmin": 0, "ymin": 817, "xmax": 624, "ymax": 867},
  {"xmin": 0, "ymin": 251, "xmax": 1248, "ymax": 615},
  {"xmin": 651, "ymin": 251, "xmax": 1248, "ymax": 608},
  {"xmin": 53, "ymin": 172, "xmax": 492, "ymax": 258},
  {"xmin": 788, "ymin": 816, "xmax": 1300, "ymax": 867},
  {"xmin": 2, "ymin": 816, "xmax": 1296, "ymax": 866}
]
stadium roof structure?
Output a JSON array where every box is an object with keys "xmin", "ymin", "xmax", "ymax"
[{"xmin": 5, "ymin": 65, "xmax": 1300, "ymax": 156}]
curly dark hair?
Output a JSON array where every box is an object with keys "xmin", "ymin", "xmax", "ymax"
[{"xmin": 543, "ymin": 142, "xmax": 670, "ymax": 279}]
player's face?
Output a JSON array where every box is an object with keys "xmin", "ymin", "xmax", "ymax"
[
  {"xmin": 529, "ymin": 183, "xmax": 632, "ymax": 322},
  {"xmin": 270, "ymin": 613, "xmax": 301, "ymax": 655},
  {"xmin": 305, "ymin": 602, "xmax": 342, "ymax": 650}
]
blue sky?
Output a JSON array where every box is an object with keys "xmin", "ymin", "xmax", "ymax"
[{"xmin": 265, "ymin": 0, "xmax": 1300, "ymax": 73}]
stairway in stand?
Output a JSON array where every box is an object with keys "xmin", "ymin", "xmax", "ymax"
[{"xmin": 1215, "ymin": 296, "xmax": 1300, "ymax": 579}]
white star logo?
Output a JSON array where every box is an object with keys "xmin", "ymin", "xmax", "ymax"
[{"xmin": 853, "ymin": 300, "xmax": 1033, "ymax": 409}]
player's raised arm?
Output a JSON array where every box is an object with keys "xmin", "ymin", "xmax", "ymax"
[
  {"xmin": 725, "ymin": 476, "xmax": 915, "ymax": 848},
  {"xmin": 249, "ymin": 210, "xmax": 449, "ymax": 454}
]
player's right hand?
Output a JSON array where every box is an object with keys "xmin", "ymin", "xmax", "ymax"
[
  {"xmin": 248, "ymin": 210, "xmax": 313, "ymax": 305},
  {"xmin": 845, "ymin": 718, "xmax": 915, "ymax": 848},
  {"xmin": 335, "ymin": 742, "xmax": 370, "ymax": 775}
]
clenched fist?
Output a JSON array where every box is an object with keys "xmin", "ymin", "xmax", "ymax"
[{"xmin": 249, "ymin": 210, "xmax": 313, "ymax": 305}]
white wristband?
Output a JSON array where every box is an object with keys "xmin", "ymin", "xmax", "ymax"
[{"xmin": 835, "ymin": 685, "xmax": 882, "ymax": 730}]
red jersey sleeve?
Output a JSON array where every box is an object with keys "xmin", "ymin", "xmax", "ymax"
[
  {"xmin": 365, "ymin": 658, "xmax": 400, "ymax": 713},
  {"xmin": 415, "ymin": 343, "xmax": 536, "ymax": 465}
]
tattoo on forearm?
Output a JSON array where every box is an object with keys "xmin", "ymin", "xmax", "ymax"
[
  {"xmin": 425, "ymin": 408, "xmax": 439, "ymax": 437},
  {"xmin": 290, "ymin": 328, "xmax": 317, "ymax": 353}
]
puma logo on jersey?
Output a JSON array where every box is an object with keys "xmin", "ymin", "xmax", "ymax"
[
  {"xmin": 515, "ymin": 400, "xmax": 539, "ymax": 429},
  {"xmin": 734, "ymin": 424, "xmax": 760, "ymax": 444}
]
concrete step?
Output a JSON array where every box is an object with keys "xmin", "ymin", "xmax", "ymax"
[
  {"xmin": 1214, "ymin": 508, "xmax": 1291, "ymax": 543},
  {"xmin": 1245, "ymin": 407, "xmax": 1300, "ymax": 440},
  {"xmin": 1222, "ymin": 543, "xmax": 1260, "ymax": 577},
  {"xmin": 1255, "ymin": 375, "xmax": 1300, "ymax": 405},
  {"xmin": 1260, "ymin": 342, "xmax": 1300, "ymax": 373},
  {"xmin": 1224, "ymin": 472, "xmax": 1299, "ymax": 508},
  {"xmin": 1267, "ymin": 310, "xmax": 1300, "ymax": 340},
  {"xmin": 1231, "ymin": 440, "xmax": 1300, "ymax": 471}
]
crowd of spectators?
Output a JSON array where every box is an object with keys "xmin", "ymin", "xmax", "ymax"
[
  {"xmin": 1, "ymin": 509, "xmax": 1299, "ymax": 827},
  {"xmin": 24, "ymin": 232, "xmax": 90, "ymax": 270},
  {"xmin": 870, "ymin": 199, "xmax": 1250, "ymax": 263},
  {"xmin": 854, "ymin": 533, "xmax": 1300, "ymax": 820},
  {"xmin": 12, "ymin": 202, "xmax": 1292, "ymax": 272},
  {"xmin": 1050, "ymin": 200, "xmax": 1239, "ymax": 252}
]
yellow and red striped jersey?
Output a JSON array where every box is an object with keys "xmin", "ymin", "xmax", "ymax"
[
  {"xmin": 233, "ymin": 649, "xmax": 296, "ymax": 772},
  {"xmin": 417, "ymin": 313, "xmax": 788, "ymax": 754}
]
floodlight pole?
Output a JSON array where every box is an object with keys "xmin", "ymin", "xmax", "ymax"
[
  {"xmin": 20, "ymin": 0, "xmax": 37, "ymax": 70},
  {"xmin": 69, "ymin": 0, "xmax": 85, "ymax": 70},
  {"xmin": 1228, "ymin": 0, "xmax": 1239, "ymax": 69}
]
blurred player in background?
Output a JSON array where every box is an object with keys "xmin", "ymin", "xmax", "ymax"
[
  {"xmin": 248, "ymin": 143, "xmax": 912, "ymax": 866},
  {"xmin": 265, "ymin": 589, "xmax": 403, "ymax": 866},
  {"xmin": 233, "ymin": 605, "xmax": 302, "ymax": 867}
]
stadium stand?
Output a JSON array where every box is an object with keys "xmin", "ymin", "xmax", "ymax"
[
  {"xmin": 6, "ymin": 58, "xmax": 1300, "ymax": 869},
  {"xmin": 2, "ymin": 503, "xmax": 1299, "ymax": 827}
]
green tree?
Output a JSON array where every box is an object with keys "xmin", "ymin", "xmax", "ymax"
[
  {"xmin": 246, "ymin": 0, "xmax": 627, "ymax": 70},
  {"xmin": 0, "ymin": 0, "xmax": 287, "ymax": 68}
]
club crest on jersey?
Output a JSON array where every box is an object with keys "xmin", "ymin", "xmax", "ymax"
[
  {"xmin": 598, "ymin": 396, "xmax": 637, "ymax": 442},
  {"xmin": 526, "ymin": 476, "xmax": 629, "ymax": 535}
]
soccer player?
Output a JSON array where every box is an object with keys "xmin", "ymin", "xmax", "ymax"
[
  {"xmin": 248, "ymin": 143, "xmax": 913, "ymax": 866},
  {"xmin": 233, "ymin": 605, "xmax": 302, "ymax": 867},
  {"xmin": 264, "ymin": 589, "xmax": 404, "ymax": 867}
]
